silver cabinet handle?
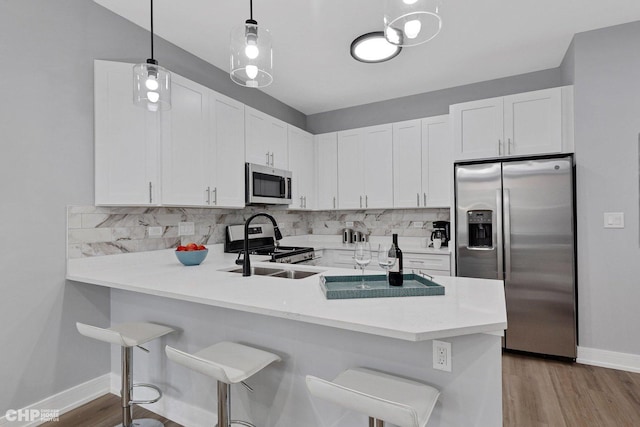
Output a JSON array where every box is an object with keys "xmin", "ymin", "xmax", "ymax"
[
  {"xmin": 270, "ymin": 152, "xmax": 274, "ymax": 166},
  {"xmin": 266, "ymin": 152, "xmax": 270, "ymax": 165},
  {"xmin": 423, "ymin": 193, "xmax": 427, "ymax": 206},
  {"xmin": 149, "ymin": 182, "xmax": 153, "ymax": 204},
  {"xmin": 508, "ymin": 138, "xmax": 512, "ymax": 155},
  {"xmin": 300, "ymin": 196, "xmax": 304, "ymax": 208},
  {"xmin": 365, "ymin": 195, "xmax": 368, "ymax": 208},
  {"xmin": 303, "ymin": 196, "xmax": 307, "ymax": 208},
  {"xmin": 498, "ymin": 139, "xmax": 502, "ymax": 156},
  {"xmin": 417, "ymin": 193, "xmax": 420, "ymax": 207},
  {"xmin": 360, "ymin": 195, "xmax": 362, "ymax": 208},
  {"xmin": 213, "ymin": 187, "xmax": 217, "ymax": 205},
  {"xmin": 206, "ymin": 186, "xmax": 211, "ymax": 205},
  {"xmin": 333, "ymin": 196, "xmax": 336, "ymax": 209}
]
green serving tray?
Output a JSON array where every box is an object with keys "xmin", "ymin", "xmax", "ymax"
[{"xmin": 320, "ymin": 273, "xmax": 445, "ymax": 300}]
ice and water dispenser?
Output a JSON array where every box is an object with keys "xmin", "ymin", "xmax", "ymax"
[{"xmin": 467, "ymin": 210, "xmax": 493, "ymax": 248}]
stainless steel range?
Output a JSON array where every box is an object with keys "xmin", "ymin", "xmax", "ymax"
[{"xmin": 225, "ymin": 224, "xmax": 315, "ymax": 264}]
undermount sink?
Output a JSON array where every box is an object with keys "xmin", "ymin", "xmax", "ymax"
[{"xmin": 224, "ymin": 266, "xmax": 320, "ymax": 280}]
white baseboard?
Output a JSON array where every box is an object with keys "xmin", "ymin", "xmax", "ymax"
[
  {"xmin": 0, "ymin": 374, "xmax": 110, "ymax": 427},
  {"xmin": 110, "ymin": 373, "xmax": 215, "ymax": 426},
  {"xmin": 577, "ymin": 346, "xmax": 640, "ymax": 373}
]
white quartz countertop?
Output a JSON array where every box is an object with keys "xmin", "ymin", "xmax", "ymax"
[{"xmin": 66, "ymin": 246, "xmax": 506, "ymax": 342}]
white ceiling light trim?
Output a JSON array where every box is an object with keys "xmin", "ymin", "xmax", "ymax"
[
  {"xmin": 384, "ymin": 0, "xmax": 442, "ymax": 47},
  {"xmin": 351, "ymin": 32, "xmax": 402, "ymax": 63},
  {"xmin": 133, "ymin": 0, "xmax": 171, "ymax": 111},
  {"xmin": 230, "ymin": 0, "xmax": 273, "ymax": 88}
]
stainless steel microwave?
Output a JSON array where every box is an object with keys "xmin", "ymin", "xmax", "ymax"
[{"xmin": 245, "ymin": 163, "xmax": 292, "ymax": 205}]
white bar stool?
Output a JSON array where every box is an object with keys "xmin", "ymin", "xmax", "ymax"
[
  {"xmin": 76, "ymin": 322, "xmax": 174, "ymax": 427},
  {"xmin": 306, "ymin": 368, "xmax": 440, "ymax": 427},
  {"xmin": 165, "ymin": 341, "xmax": 281, "ymax": 427}
]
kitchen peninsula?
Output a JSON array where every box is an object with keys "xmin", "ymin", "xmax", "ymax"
[{"xmin": 67, "ymin": 246, "xmax": 506, "ymax": 426}]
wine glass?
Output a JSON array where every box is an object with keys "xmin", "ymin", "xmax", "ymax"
[
  {"xmin": 353, "ymin": 242, "xmax": 372, "ymax": 289},
  {"xmin": 378, "ymin": 243, "xmax": 397, "ymax": 284}
]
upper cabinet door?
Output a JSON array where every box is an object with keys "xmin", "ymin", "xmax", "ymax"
[
  {"xmin": 363, "ymin": 124, "xmax": 393, "ymax": 209},
  {"xmin": 94, "ymin": 60, "xmax": 160, "ymax": 206},
  {"xmin": 245, "ymin": 106, "xmax": 288, "ymax": 169},
  {"xmin": 337, "ymin": 129, "xmax": 365, "ymax": 209},
  {"xmin": 315, "ymin": 133, "xmax": 338, "ymax": 210},
  {"xmin": 504, "ymin": 88, "xmax": 562, "ymax": 157},
  {"xmin": 422, "ymin": 115, "xmax": 452, "ymax": 207},
  {"xmin": 161, "ymin": 74, "xmax": 210, "ymax": 206},
  {"xmin": 451, "ymin": 97, "xmax": 504, "ymax": 161},
  {"xmin": 288, "ymin": 126, "xmax": 315, "ymax": 210},
  {"xmin": 393, "ymin": 119, "xmax": 423, "ymax": 208},
  {"xmin": 210, "ymin": 92, "xmax": 245, "ymax": 208}
]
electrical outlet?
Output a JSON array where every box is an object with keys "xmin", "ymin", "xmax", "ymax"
[
  {"xmin": 433, "ymin": 340, "xmax": 452, "ymax": 372},
  {"xmin": 148, "ymin": 226, "xmax": 163, "ymax": 238},
  {"xmin": 346, "ymin": 221, "xmax": 354, "ymax": 227},
  {"xmin": 413, "ymin": 221, "xmax": 424, "ymax": 228},
  {"xmin": 178, "ymin": 222, "xmax": 195, "ymax": 236}
]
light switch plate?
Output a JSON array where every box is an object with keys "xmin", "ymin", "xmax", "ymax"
[
  {"xmin": 604, "ymin": 212, "xmax": 624, "ymax": 228},
  {"xmin": 148, "ymin": 226, "xmax": 163, "ymax": 238},
  {"xmin": 346, "ymin": 221, "xmax": 354, "ymax": 227},
  {"xmin": 178, "ymin": 222, "xmax": 195, "ymax": 236},
  {"xmin": 413, "ymin": 221, "xmax": 424, "ymax": 228}
]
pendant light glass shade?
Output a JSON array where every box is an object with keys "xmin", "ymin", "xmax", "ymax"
[
  {"xmin": 230, "ymin": 1, "xmax": 273, "ymax": 88},
  {"xmin": 133, "ymin": 59, "xmax": 171, "ymax": 111},
  {"xmin": 133, "ymin": 0, "xmax": 171, "ymax": 111},
  {"xmin": 384, "ymin": 0, "xmax": 442, "ymax": 47}
]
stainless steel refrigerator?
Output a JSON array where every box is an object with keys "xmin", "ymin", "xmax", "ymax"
[{"xmin": 455, "ymin": 155, "xmax": 577, "ymax": 359}]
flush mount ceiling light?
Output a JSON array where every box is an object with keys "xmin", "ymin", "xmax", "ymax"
[
  {"xmin": 230, "ymin": 0, "xmax": 273, "ymax": 88},
  {"xmin": 384, "ymin": 0, "xmax": 442, "ymax": 47},
  {"xmin": 133, "ymin": 0, "xmax": 171, "ymax": 112},
  {"xmin": 350, "ymin": 32, "xmax": 402, "ymax": 63}
]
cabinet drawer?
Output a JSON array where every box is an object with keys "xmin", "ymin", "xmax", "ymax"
[
  {"xmin": 333, "ymin": 250, "xmax": 355, "ymax": 265},
  {"xmin": 404, "ymin": 254, "xmax": 450, "ymax": 272}
]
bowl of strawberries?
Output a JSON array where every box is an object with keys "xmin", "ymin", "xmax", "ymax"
[{"xmin": 175, "ymin": 242, "xmax": 208, "ymax": 266}]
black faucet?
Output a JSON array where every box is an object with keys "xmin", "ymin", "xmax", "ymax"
[{"xmin": 242, "ymin": 213, "xmax": 283, "ymax": 277}]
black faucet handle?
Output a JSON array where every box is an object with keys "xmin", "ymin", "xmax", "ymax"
[
  {"xmin": 273, "ymin": 226, "xmax": 283, "ymax": 240},
  {"xmin": 235, "ymin": 251, "xmax": 244, "ymax": 265}
]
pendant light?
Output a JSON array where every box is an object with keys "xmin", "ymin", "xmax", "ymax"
[
  {"xmin": 230, "ymin": 0, "xmax": 273, "ymax": 88},
  {"xmin": 133, "ymin": 0, "xmax": 171, "ymax": 111},
  {"xmin": 384, "ymin": 0, "xmax": 442, "ymax": 47}
]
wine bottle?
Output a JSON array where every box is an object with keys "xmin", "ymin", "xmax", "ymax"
[{"xmin": 388, "ymin": 234, "xmax": 403, "ymax": 286}]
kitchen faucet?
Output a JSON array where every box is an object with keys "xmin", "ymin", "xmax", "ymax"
[{"xmin": 241, "ymin": 213, "xmax": 283, "ymax": 276}]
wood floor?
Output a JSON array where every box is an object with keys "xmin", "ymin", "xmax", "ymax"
[{"xmin": 45, "ymin": 353, "xmax": 640, "ymax": 426}]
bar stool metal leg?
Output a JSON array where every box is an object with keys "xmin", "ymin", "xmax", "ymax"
[
  {"xmin": 217, "ymin": 381, "xmax": 230, "ymax": 427},
  {"xmin": 121, "ymin": 347, "xmax": 133, "ymax": 427},
  {"xmin": 368, "ymin": 418, "xmax": 384, "ymax": 427}
]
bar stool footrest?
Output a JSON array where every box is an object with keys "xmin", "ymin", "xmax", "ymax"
[{"xmin": 129, "ymin": 383, "xmax": 163, "ymax": 405}]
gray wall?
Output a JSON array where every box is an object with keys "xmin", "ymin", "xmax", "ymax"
[
  {"xmin": 307, "ymin": 68, "xmax": 564, "ymax": 133},
  {"xmin": 0, "ymin": 0, "xmax": 304, "ymax": 413},
  {"xmin": 571, "ymin": 21, "xmax": 640, "ymax": 355}
]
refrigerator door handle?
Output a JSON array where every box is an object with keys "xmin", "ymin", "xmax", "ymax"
[
  {"xmin": 496, "ymin": 189, "xmax": 504, "ymax": 280},
  {"xmin": 503, "ymin": 188, "xmax": 512, "ymax": 282}
]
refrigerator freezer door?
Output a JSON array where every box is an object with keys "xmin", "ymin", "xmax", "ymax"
[
  {"xmin": 502, "ymin": 157, "xmax": 576, "ymax": 358},
  {"xmin": 455, "ymin": 163, "xmax": 503, "ymax": 280}
]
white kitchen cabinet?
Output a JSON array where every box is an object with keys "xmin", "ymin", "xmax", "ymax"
[
  {"xmin": 161, "ymin": 75, "xmax": 245, "ymax": 208},
  {"xmin": 393, "ymin": 116, "xmax": 451, "ymax": 208},
  {"xmin": 315, "ymin": 133, "xmax": 338, "ymax": 210},
  {"xmin": 288, "ymin": 126, "xmax": 315, "ymax": 210},
  {"xmin": 404, "ymin": 253, "xmax": 451, "ymax": 276},
  {"xmin": 451, "ymin": 86, "xmax": 573, "ymax": 161},
  {"xmin": 161, "ymin": 74, "xmax": 210, "ymax": 206},
  {"xmin": 245, "ymin": 106, "xmax": 288, "ymax": 169},
  {"xmin": 94, "ymin": 60, "xmax": 161, "ymax": 206},
  {"xmin": 208, "ymin": 92, "xmax": 246, "ymax": 208},
  {"xmin": 337, "ymin": 124, "xmax": 393, "ymax": 209}
]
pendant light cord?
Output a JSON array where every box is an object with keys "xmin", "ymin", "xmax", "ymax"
[
  {"xmin": 249, "ymin": 0, "xmax": 253, "ymax": 20},
  {"xmin": 150, "ymin": 0, "xmax": 155, "ymax": 60}
]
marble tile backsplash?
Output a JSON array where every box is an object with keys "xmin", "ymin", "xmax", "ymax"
[{"xmin": 67, "ymin": 206, "xmax": 449, "ymax": 258}]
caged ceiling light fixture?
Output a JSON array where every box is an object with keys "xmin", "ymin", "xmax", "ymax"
[
  {"xmin": 230, "ymin": 0, "xmax": 274, "ymax": 88},
  {"xmin": 133, "ymin": 0, "xmax": 171, "ymax": 111},
  {"xmin": 384, "ymin": 0, "xmax": 442, "ymax": 47}
]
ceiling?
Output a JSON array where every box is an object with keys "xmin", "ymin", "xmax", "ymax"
[{"xmin": 94, "ymin": 0, "xmax": 640, "ymax": 115}]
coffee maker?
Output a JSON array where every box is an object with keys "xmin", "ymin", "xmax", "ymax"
[{"xmin": 431, "ymin": 221, "xmax": 450, "ymax": 247}]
